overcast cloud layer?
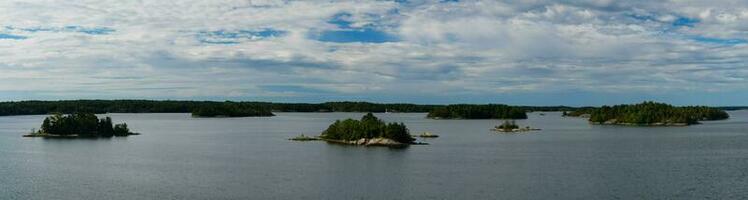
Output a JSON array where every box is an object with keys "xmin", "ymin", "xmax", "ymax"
[{"xmin": 1, "ymin": 0, "xmax": 747, "ymax": 106}]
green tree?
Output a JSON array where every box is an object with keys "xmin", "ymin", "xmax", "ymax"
[
  {"xmin": 320, "ymin": 113, "xmax": 415, "ymax": 144},
  {"xmin": 113, "ymin": 123, "xmax": 130, "ymax": 137}
]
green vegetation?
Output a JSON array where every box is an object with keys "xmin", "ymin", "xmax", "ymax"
[
  {"xmin": 491, "ymin": 120, "xmax": 540, "ymax": 133},
  {"xmin": 289, "ymin": 134, "xmax": 319, "ymax": 141},
  {"xmin": 496, "ymin": 120, "xmax": 519, "ymax": 131},
  {"xmin": 573, "ymin": 102, "xmax": 729, "ymax": 125},
  {"xmin": 8, "ymin": 100, "xmax": 732, "ymax": 121},
  {"xmin": 427, "ymin": 104, "xmax": 527, "ymax": 119},
  {"xmin": 0, "ymin": 100, "xmax": 434, "ymax": 116},
  {"xmin": 191, "ymin": 103, "xmax": 273, "ymax": 117},
  {"xmin": 270, "ymin": 102, "xmax": 438, "ymax": 112},
  {"xmin": 320, "ymin": 113, "xmax": 415, "ymax": 144},
  {"xmin": 27, "ymin": 113, "xmax": 137, "ymax": 137},
  {"xmin": 563, "ymin": 107, "xmax": 597, "ymax": 117},
  {"xmin": 0, "ymin": 100, "xmax": 578, "ymax": 117}
]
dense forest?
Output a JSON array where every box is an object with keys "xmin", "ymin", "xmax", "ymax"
[
  {"xmin": 0, "ymin": 100, "xmax": 437, "ymax": 116},
  {"xmin": 31, "ymin": 113, "xmax": 136, "ymax": 137},
  {"xmin": 191, "ymin": 103, "xmax": 274, "ymax": 117},
  {"xmin": 427, "ymin": 104, "xmax": 528, "ymax": 119},
  {"xmin": 567, "ymin": 102, "xmax": 729, "ymax": 125},
  {"xmin": 0, "ymin": 100, "xmax": 740, "ymax": 117},
  {"xmin": 320, "ymin": 113, "xmax": 415, "ymax": 144},
  {"xmin": 272, "ymin": 102, "xmax": 438, "ymax": 112},
  {"xmin": 1, "ymin": 100, "xmax": 222, "ymax": 115}
]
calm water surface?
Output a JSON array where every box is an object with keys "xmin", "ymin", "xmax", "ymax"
[{"xmin": 1, "ymin": 111, "xmax": 747, "ymax": 199}]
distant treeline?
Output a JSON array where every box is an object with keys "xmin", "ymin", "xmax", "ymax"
[
  {"xmin": 0, "ymin": 100, "xmax": 438, "ymax": 116},
  {"xmin": 565, "ymin": 102, "xmax": 729, "ymax": 125},
  {"xmin": 0, "ymin": 100, "xmax": 740, "ymax": 117},
  {"xmin": 263, "ymin": 102, "xmax": 438, "ymax": 112},
  {"xmin": 427, "ymin": 104, "xmax": 528, "ymax": 119},
  {"xmin": 191, "ymin": 103, "xmax": 274, "ymax": 117},
  {"xmin": 717, "ymin": 106, "xmax": 748, "ymax": 111}
]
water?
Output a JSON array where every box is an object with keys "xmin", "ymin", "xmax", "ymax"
[{"xmin": 1, "ymin": 111, "xmax": 747, "ymax": 199}]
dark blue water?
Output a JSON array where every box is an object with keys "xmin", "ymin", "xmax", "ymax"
[{"xmin": 1, "ymin": 111, "xmax": 747, "ymax": 199}]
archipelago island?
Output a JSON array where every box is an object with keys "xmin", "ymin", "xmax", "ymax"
[
  {"xmin": 290, "ymin": 113, "xmax": 421, "ymax": 147},
  {"xmin": 24, "ymin": 113, "xmax": 138, "ymax": 138},
  {"xmin": 564, "ymin": 102, "xmax": 729, "ymax": 126}
]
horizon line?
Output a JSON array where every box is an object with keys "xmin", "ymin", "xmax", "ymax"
[{"xmin": 1, "ymin": 99, "xmax": 746, "ymax": 108}]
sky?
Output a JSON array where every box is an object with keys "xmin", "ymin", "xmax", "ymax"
[{"xmin": 1, "ymin": 0, "xmax": 747, "ymax": 106}]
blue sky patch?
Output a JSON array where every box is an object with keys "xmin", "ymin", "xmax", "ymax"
[
  {"xmin": 690, "ymin": 36, "xmax": 747, "ymax": 45},
  {"xmin": 5, "ymin": 25, "xmax": 115, "ymax": 35},
  {"xmin": 0, "ymin": 33, "xmax": 27, "ymax": 40},
  {"xmin": 316, "ymin": 29, "xmax": 398, "ymax": 43},
  {"xmin": 63, "ymin": 26, "xmax": 115, "ymax": 35},
  {"xmin": 197, "ymin": 29, "xmax": 286, "ymax": 44},
  {"xmin": 314, "ymin": 12, "xmax": 399, "ymax": 43},
  {"xmin": 672, "ymin": 17, "xmax": 699, "ymax": 27}
]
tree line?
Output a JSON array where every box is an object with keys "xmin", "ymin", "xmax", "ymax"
[
  {"xmin": 2, "ymin": 100, "xmax": 735, "ymax": 117},
  {"xmin": 426, "ymin": 104, "xmax": 528, "ymax": 119},
  {"xmin": 0, "ymin": 100, "xmax": 439, "ymax": 116},
  {"xmin": 191, "ymin": 103, "xmax": 274, "ymax": 117}
]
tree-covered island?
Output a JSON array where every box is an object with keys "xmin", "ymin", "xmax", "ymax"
[
  {"xmin": 24, "ymin": 113, "xmax": 138, "ymax": 138},
  {"xmin": 318, "ymin": 113, "xmax": 418, "ymax": 146},
  {"xmin": 490, "ymin": 120, "xmax": 541, "ymax": 133},
  {"xmin": 566, "ymin": 101, "xmax": 729, "ymax": 126},
  {"xmin": 427, "ymin": 104, "xmax": 527, "ymax": 119}
]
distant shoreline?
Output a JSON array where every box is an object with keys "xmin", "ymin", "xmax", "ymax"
[{"xmin": 0, "ymin": 99, "xmax": 745, "ymax": 117}]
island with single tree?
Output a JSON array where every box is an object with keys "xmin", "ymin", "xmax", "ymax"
[
  {"xmin": 24, "ymin": 113, "xmax": 139, "ymax": 138},
  {"xmin": 565, "ymin": 101, "xmax": 729, "ymax": 126},
  {"xmin": 491, "ymin": 120, "xmax": 541, "ymax": 133},
  {"xmin": 318, "ymin": 113, "xmax": 418, "ymax": 147},
  {"xmin": 427, "ymin": 104, "xmax": 527, "ymax": 119}
]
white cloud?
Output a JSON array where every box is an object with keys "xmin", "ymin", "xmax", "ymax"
[{"xmin": 1, "ymin": 0, "xmax": 747, "ymax": 104}]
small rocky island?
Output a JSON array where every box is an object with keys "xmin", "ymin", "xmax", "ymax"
[
  {"xmin": 288, "ymin": 134, "xmax": 319, "ymax": 141},
  {"xmin": 417, "ymin": 132, "xmax": 439, "ymax": 138},
  {"xmin": 315, "ymin": 113, "xmax": 420, "ymax": 147},
  {"xmin": 491, "ymin": 120, "xmax": 541, "ymax": 133},
  {"xmin": 565, "ymin": 101, "xmax": 729, "ymax": 126},
  {"xmin": 24, "ymin": 113, "xmax": 138, "ymax": 138}
]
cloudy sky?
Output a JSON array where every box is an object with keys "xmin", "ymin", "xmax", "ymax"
[{"xmin": 1, "ymin": 0, "xmax": 747, "ymax": 106}]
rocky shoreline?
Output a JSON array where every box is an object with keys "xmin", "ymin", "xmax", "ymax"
[
  {"xmin": 23, "ymin": 132, "xmax": 140, "ymax": 138},
  {"xmin": 591, "ymin": 119, "xmax": 690, "ymax": 126},
  {"xmin": 320, "ymin": 137, "xmax": 427, "ymax": 147},
  {"xmin": 289, "ymin": 135, "xmax": 428, "ymax": 147},
  {"xmin": 491, "ymin": 127, "xmax": 542, "ymax": 133}
]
